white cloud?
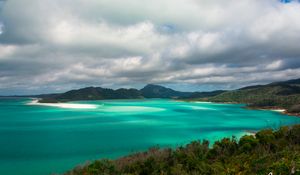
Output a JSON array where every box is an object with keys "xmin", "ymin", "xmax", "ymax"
[
  {"xmin": 0, "ymin": 44, "xmax": 16, "ymax": 59},
  {"xmin": 47, "ymin": 20, "xmax": 168, "ymax": 55},
  {"xmin": 0, "ymin": 0, "xmax": 300, "ymax": 94},
  {"xmin": 266, "ymin": 60, "xmax": 284, "ymax": 70},
  {"xmin": 0, "ymin": 23, "xmax": 3, "ymax": 35}
]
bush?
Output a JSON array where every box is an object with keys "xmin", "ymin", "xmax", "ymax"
[
  {"xmin": 288, "ymin": 104, "xmax": 300, "ymax": 113},
  {"xmin": 65, "ymin": 125, "xmax": 300, "ymax": 175},
  {"xmin": 239, "ymin": 135, "xmax": 258, "ymax": 152},
  {"xmin": 256, "ymin": 129, "xmax": 275, "ymax": 145}
]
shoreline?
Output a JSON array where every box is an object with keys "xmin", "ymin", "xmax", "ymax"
[
  {"xmin": 31, "ymin": 98, "xmax": 300, "ymax": 117},
  {"xmin": 27, "ymin": 99, "xmax": 98, "ymax": 109},
  {"xmin": 186, "ymin": 100, "xmax": 300, "ymax": 117},
  {"xmin": 245, "ymin": 106, "xmax": 300, "ymax": 117},
  {"xmin": 244, "ymin": 130, "xmax": 257, "ymax": 136},
  {"xmin": 64, "ymin": 124, "xmax": 300, "ymax": 175}
]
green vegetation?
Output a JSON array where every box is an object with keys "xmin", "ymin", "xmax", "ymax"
[
  {"xmin": 288, "ymin": 105, "xmax": 300, "ymax": 114},
  {"xmin": 140, "ymin": 84, "xmax": 192, "ymax": 98},
  {"xmin": 65, "ymin": 125, "xmax": 300, "ymax": 175},
  {"xmin": 195, "ymin": 79, "xmax": 300, "ymax": 114},
  {"xmin": 38, "ymin": 79, "xmax": 300, "ymax": 115},
  {"xmin": 36, "ymin": 78, "xmax": 300, "ymax": 116},
  {"xmin": 179, "ymin": 90, "xmax": 227, "ymax": 100},
  {"xmin": 39, "ymin": 84, "xmax": 193, "ymax": 103},
  {"xmin": 39, "ymin": 87, "xmax": 144, "ymax": 103}
]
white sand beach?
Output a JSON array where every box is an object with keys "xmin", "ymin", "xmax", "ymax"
[
  {"xmin": 271, "ymin": 109, "xmax": 286, "ymax": 113},
  {"xmin": 27, "ymin": 99, "xmax": 97, "ymax": 109}
]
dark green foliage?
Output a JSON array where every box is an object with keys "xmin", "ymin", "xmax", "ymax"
[
  {"xmin": 38, "ymin": 98, "xmax": 60, "ymax": 103},
  {"xmin": 57, "ymin": 87, "xmax": 144, "ymax": 101},
  {"xmin": 39, "ymin": 84, "xmax": 195, "ymax": 102},
  {"xmin": 200, "ymin": 78, "xmax": 300, "ymax": 112},
  {"xmin": 37, "ymin": 78, "xmax": 300, "ymax": 110},
  {"xmin": 256, "ymin": 129, "xmax": 275, "ymax": 144},
  {"xmin": 239, "ymin": 135, "xmax": 258, "ymax": 152},
  {"xmin": 288, "ymin": 104, "xmax": 300, "ymax": 113},
  {"xmin": 65, "ymin": 125, "xmax": 300, "ymax": 175},
  {"xmin": 39, "ymin": 87, "xmax": 144, "ymax": 102},
  {"xmin": 179, "ymin": 90, "xmax": 227, "ymax": 99},
  {"xmin": 140, "ymin": 84, "xmax": 192, "ymax": 98},
  {"xmin": 87, "ymin": 160, "xmax": 116, "ymax": 175},
  {"xmin": 40, "ymin": 84, "xmax": 217, "ymax": 102}
]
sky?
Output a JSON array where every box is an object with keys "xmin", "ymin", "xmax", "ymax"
[{"xmin": 1, "ymin": 0, "xmax": 300, "ymax": 95}]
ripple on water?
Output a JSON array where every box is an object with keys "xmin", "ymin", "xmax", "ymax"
[
  {"xmin": 180, "ymin": 105, "xmax": 215, "ymax": 110},
  {"xmin": 98, "ymin": 106, "xmax": 165, "ymax": 113}
]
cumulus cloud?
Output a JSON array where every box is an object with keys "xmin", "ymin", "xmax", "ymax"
[{"xmin": 0, "ymin": 0, "xmax": 300, "ymax": 94}]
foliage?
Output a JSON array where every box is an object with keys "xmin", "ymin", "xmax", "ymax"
[
  {"xmin": 179, "ymin": 90, "xmax": 226, "ymax": 99},
  {"xmin": 140, "ymin": 84, "xmax": 192, "ymax": 98},
  {"xmin": 39, "ymin": 87, "xmax": 144, "ymax": 102},
  {"xmin": 196, "ymin": 79, "xmax": 300, "ymax": 113},
  {"xmin": 65, "ymin": 125, "xmax": 300, "ymax": 175},
  {"xmin": 39, "ymin": 84, "xmax": 194, "ymax": 102},
  {"xmin": 288, "ymin": 104, "xmax": 300, "ymax": 113}
]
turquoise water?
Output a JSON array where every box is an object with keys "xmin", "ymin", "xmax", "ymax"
[{"xmin": 0, "ymin": 98, "xmax": 300, "ymax": 175}]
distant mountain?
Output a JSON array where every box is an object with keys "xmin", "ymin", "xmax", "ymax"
[
  {"xmin": 180, "ymin": 90, "xmax": 227, "ymax": 99},
  {"xmin": 39, "ymin": 87, "xmax": 143, "ymax": 103},
  {"xmin": 140, "ymin": 84, "xmax": 192, "ymax": 98},
  {"xmin": 37, "ymin": 78, "xmax": 300, "ymax": 114},
  {"xmin": 201, "ymin": 78, "xmax": 300, "ymax": 113},
  {"xmin": 39, "ymin": 84, "xmax": 224, "ymax": 102}
]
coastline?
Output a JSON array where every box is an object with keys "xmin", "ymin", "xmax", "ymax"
[
  {"xmin": 245, "ymin": 106, "xmax": 300, "ymax": 117},
  {"xmin": 186, "ymin": 100, "xmax": 300, "ymax": 117},
  {"xmin": 27, "ymin": 99, "xmax": 98, "ymax": 109},
  {"xmin": 244, "ymin": 130, "xmax": 256, "ymax": 136},
  {"xmin": 31, "ymin": 98, "xmax": 300, "ymax": 117},
  {"xmin": 64, "ymin": 124, "xmax": 300, "ymax": 175},
  {"xmin": 18, "ymin": 98, "xmax": 300, "ymax": 174}
]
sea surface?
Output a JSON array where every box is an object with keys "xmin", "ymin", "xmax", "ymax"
[{"xmin": 0, "ymin": 98, "xmax": 300, "ymax": 175}]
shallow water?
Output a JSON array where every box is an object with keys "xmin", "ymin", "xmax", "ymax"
[{"xmin": 0, "ymin": 98, "xmax": 300, "ymax": 175}]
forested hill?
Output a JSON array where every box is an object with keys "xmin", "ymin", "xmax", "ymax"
[
  {"xmin": 38, "ymin": 87, "xmax": 143, "ymax": 103},
  {"xmin": 139, "ymin": 84, "xmax": 190, "ymax": 98},
  {"xmin": 38, "ymin": 84, "xmax": 224, "ymax": 103},
  {"xmin": 38, "ymin": 84, "xmax": 189, "ymax": 103},
  {"xmin": 200, "ymin": 78, "xmax": 300, "ymax": 114},
  {"xmin": 37, "ymin": 78, "xmax": 300, "ymax": 114}
]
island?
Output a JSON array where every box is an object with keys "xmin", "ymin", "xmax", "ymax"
[{"xmin": 37, "ymin": 78, "xmax": 300, "ymax": 116}]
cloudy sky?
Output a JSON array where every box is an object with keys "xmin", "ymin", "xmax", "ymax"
[{"xmin": 0, "ymin": 0, "xmax": 300, "ymax": 95}]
